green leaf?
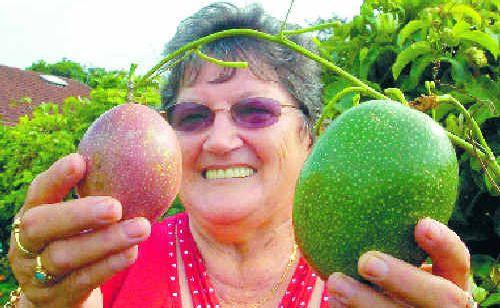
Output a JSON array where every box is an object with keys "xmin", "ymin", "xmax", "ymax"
[
  {"xmin": 451, "ymin": 4, "xmax": 482, "ymax": 26},
  {"xmin": 491, "ymin": 257, "xmax": 500, "ymax": 285},
  {"xmin": 359, "ymin": 47, "xmax": 380, "ymax": 80},
  {"xmin": 472, "ymin": 254, "xmax": 496, "ymax": 281},
  {"xmin": 445, "ymin": 113, "xmax": 461, "ymax": 136},
  {"xmin": 397, "ymin": 19, "xmax": 425, "ymax": 47},
  {"xmin": 468, "ymin": 101, "xmax": 498, "ymax": 126},
  {"xmin": 481, "ymin": 292, "xmax": 500, "ymax": 307},
  {"xmin": 392, "ymin": 41, "xmax": 432, "ymax": 80},
  {"xmin": 453, "ymin": 21, "xmax": 499, "ymax": 58},
  {"xmin": 463, "ymin": 76, "xmax": 500, "ymax": 108},
  {"xmin": 472, "ymin": 283, "xmax": 489, "ymax": 303},
  {"xmin": 439, "ymin": 56, "xmax": 471, "ymax": 85},
  {"xmin": 322, "ymin": 79, "xmax": 355, "ymax": 115},
  {"xmin": 402, "ymin": 54, "xmax": 435, "ymax": 90},
  {"xmin": 469, "ymin": 157, "xmax": 482, "ymax": 172}
]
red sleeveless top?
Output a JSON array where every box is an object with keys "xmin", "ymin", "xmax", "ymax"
[{"xmin": 101, "ymin": 213, "xmax": 330, "ymax": 307}]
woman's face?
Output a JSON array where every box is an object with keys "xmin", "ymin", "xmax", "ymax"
[{"xmin": 175, "ymin": 62, "xmax": 311, "ymax": 230}]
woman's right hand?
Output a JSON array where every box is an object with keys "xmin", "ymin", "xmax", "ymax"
[{"xmin": 8, "ymin": 153, "xmax": 151, "ymax": 307}]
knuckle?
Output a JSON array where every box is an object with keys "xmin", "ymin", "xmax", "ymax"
[
  {"xmin": 31, "ymin": 172, "xmax": 44, "ymax": 187},
  {"xmin": 29, "ymin": 171, "xmax": 47, "ymax": 193},
  {"xmin": 6, "ymin": 250, "xmax": 23, "ymax": 280},
  {"xmin": 442, "ymin": 290, "xmax": 468, "ymax": 308},
  {"xmin": 7, "ymin": 244, "xmax": 16, "ymax": 263},
  {"xmin": 46, "ymin": 243, "xmax": 72, "ymax": 273},
  {"xmin": 462, "ymin": 244, "xmax": 471, "ymax": 267},
  {"xmin": 64, "ymin": 201, "xmax": 87, "ymax": 225},
  {"xmin": 74, "ymin": 269, "xmax": 94, "ymax": 290},
  {"xmin": 64, "ymin": 154, "xmax": 84, "ymax": 178},
  {"xmin": 455, "ymin": 246, "xmax": 471, "ymax": 274},
  {"xmin": 19, "ymin": 209, "xmax": 40, "ymax": 242},
  {"xmin": 103, "ymin": 225, "xmax": 121, "ymax": 244}
]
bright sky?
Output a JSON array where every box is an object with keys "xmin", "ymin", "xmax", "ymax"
[{"xmin": 0, "ymin": 0, "xmax": 362, "ymax": 74}]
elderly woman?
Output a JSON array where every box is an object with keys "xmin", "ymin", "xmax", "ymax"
[{"xmin": 8, "ymin": 3, "xmax": 472, "ymax": 308}]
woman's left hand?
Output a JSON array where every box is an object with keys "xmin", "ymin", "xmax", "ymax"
[{"xmin": 326, "ymin": 218, "xmax": 474, "ymax": 307}]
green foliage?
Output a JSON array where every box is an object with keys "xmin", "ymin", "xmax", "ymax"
[
  {"xmin": 0, "ymin": 255, "xmax": 17, "ymax": 304},
  {"xmin": 452, "ymin": 20, "xmax": 498, "ymax": 58},
  {"xmin": 27, "ymin": 59, "xmax": 130, "ymax": 90},
  {"xmin": 319, "ymin": 0, "xmax": 498, "ymax": 96},
  {"xmin": 397, "ymin": 19, "xmax": 425, "ymax": 46},
  {"xmin": 470, "ymin": 255, "xmax": 500, "ymax": 306},
  {"xmin": 27, "ymin": 58, "xmax": 86, "ymax": 83},
  {"xmin": 392, "ymin": 41, "xmax": 432, "ymax": 79}
]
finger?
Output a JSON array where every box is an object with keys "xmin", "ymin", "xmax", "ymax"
[
  {"xmin": 7, "ymin": 245, "xmax": 35, "ymax": 286},
  {"xmin": 41, "ymin": 217, "xmax": 150, "ymax": 277},
  {"xmin": 24, "ymin": 153, "xmax": 86, "ymax": 210},
  {"xmin": 23, "ymin": 246, "xmax": 138, "ymax": 307},
  {"xmin": 358, "ymin": 251, "xmax": 469, "ymax": 307},
  {"xmin": 415, "ymin": 218, "xmax": 470, "ymax": 289},
  {"xmin": 19, "ymin": 196, "xmax": 122, "ymax": 252},
  {"xmin": 327, "ymin": 272, "xmax": 403, "ymax": 307}
]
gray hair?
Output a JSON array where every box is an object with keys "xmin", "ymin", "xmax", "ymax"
[{"xmin": 161, "ymin": 2, "xmax": 323, "ymax": 134}]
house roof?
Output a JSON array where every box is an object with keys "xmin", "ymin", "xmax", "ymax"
[{"xmin": 0, "ymin": 65, "xmax": 91, "ymax": 126}]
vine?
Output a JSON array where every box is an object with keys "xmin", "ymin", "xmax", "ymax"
[{"xmin": 128, "ymin": 6, "xmax": 498, "ymax": 190}]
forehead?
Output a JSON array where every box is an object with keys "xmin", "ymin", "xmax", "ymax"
[{"xmin": 177, "ymin": 62, "xmax": 289, "ymax": 101}]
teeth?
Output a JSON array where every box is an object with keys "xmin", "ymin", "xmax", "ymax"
[{"xmin": 205, "ymin": 167, "xmax": 255, "ymax": 179}]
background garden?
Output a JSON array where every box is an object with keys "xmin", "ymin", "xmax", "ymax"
[{"xmin": 0, "ymin": 0, "xmax": 498, "ymax": 305}]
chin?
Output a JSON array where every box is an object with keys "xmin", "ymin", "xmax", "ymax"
[{"xmin": 183, "ymin": 192, "xmax": 262, "ymax": 224}]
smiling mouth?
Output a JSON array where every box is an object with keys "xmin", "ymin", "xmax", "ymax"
[{"xmin": 203, "ymin": 167, "xmax": 256, "ymax": 180}]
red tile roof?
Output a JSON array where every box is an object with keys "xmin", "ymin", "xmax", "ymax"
[{"xmin": 0, "ymin": 65, "xmax": 91, "ymax": 126}]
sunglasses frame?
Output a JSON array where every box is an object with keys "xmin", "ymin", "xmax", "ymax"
[{"xmin": 164, "ymin": 97, "xmax": 301, "ymax": 132}]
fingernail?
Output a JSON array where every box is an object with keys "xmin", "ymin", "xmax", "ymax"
[
  {"xmin": 122, "ymin": 218, "xmax": 150, "ymax": 239},
  {"xmin": 421, "ymin": 218, "xmax": 442, "ymax": 243},
  {"xmin": 94, "ymin": 202, "xmax": 121, "ymax": 222},
  {"xmin": 328, "ymin": 272, "xmax": 356, "ymax": 304},
  {"xmin": 359, "ymin": 252, "xmax": 388, "ymax": 280}
]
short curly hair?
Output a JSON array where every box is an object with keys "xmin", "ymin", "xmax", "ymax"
[{"xmin": 161, "ymin": 2, "xmax": 323, "ymax": 132}]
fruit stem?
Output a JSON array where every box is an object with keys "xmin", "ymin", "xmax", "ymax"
[
  {"xmin": 314, "ymin": 86, "xmax": 378, "ymax": 135},
  {"xmin": 126, "ymin": 63, "xmax": 138, "ymax": 102},
  {"xmin": 438, "ymin": 95, "xmax": 495, "ymax": 160},
  {"xmin": 384, "ymin": 88, "xmax": 409, "ymax": 105},
  {"xmin": 439, "ymin": 95, "xmax": 500, "ymax": 183}
]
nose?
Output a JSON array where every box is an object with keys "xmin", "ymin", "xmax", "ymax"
[{"xmin": 202, "ymin": 111, "xmax": 243, "ymax": 155}]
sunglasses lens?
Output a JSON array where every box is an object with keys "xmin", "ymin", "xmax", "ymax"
[
  {"xmin": 232, "ymin": 98, "xmax": 281, "ymax": 128},
  {"xmin": 168, "ymin": 103, "xmax": 213, "ymax": 132}
]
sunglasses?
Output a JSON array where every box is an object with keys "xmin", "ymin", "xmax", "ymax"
[{"xmin": 165, "ymin": 97, "xmax": 301, "ymax": 132}]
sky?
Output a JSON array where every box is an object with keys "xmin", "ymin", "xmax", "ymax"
[{"xmin": 0, "ymin": 0, "xmax": 362, "ymax": 74}]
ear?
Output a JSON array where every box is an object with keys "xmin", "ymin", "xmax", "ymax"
[{"xmin": 306, "ymin": 133, "xmax": 313, "ymax": 153}]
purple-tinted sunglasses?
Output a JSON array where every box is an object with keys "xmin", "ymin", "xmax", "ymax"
[{"xmin": 165, "ymin": 97, "xmax": 301, "ymax": 132}]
